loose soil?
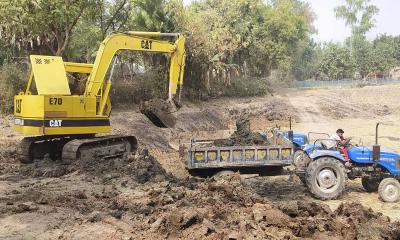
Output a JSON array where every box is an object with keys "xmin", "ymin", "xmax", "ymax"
[{"xmin": 2, "ymin": 84, "xmax": 400, "ymax": 239}]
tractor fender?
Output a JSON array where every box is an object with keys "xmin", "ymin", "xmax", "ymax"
[
  {"xmin": 302, "ymin": 143, "xmax": 317, "ymax": 155},
  {"xmin": 309, "ymin": 150, "xmax": 345, "ymax": 162}
]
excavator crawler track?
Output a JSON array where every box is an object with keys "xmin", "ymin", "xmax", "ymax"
[
  {"xmin": 18, "ymin": 135, "xmax": 136, "ymax": 164},
  {"xmin": 19, "ymin": 136, "xmax": 72, "ymax": 164},
  {"xmin": 62, "ymin": 135, "xmax": 137, "ymax": 163}
]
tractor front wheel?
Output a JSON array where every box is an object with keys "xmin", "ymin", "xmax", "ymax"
[
  {"xmin": 306, "ymin": 157, "xmax": 347, "ymax": 200},
  {"xmin": 378, "ymin": 178, "xmax": 400, "ymax": 203}
]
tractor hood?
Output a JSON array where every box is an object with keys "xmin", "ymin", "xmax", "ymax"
[
  {"xmin": 349, "ymin": 146, "xmax": 400, "ymax": 174},
  {"xmin": 348, "ymin": 146, "xmax": 400, "ymax": 160},
  {"xmin": 281, "ymin": 131, "xmax": 308, "ymax": 147}
]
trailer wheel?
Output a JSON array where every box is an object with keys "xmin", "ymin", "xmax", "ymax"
[
  {"xmin": 213, "ymin": 170, "xmax": 235, "ymax": 177},
  {"xmin": 294, "ymin": 150, "xmax": 310, "ymax": 185},
  {"xmin": 293, "ymin": 150, "xmax": 310, "ymax": 170},
  {"xmin": 378, "ymin": 178, "xmax": 400, "ymax": 203},
  {"xmin": 361, "ymin": 177, "xmax": 380, "ymax": 192},
  {"xmin": 306, "ymin": 157, "xmax": 347, "ymax": 200}
]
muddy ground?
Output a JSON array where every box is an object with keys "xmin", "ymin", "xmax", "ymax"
[{"xmin": 2, "ymin": 84, "xmax": 400, "ymax": 239}]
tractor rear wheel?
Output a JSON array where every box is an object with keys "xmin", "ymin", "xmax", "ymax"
[
  {"xmin": 378, "ymin": 178, "xmax": 400, "ymax": 202},
  {"xmin": 306, "ymin": 157, "xmax": 347, "ymax": 200},
  {"xmin": 361, "ymin": 177, "xmax": 380, "ymax": 192}
]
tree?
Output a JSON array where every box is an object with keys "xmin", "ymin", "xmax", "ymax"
[
  {"xmin": 315, "ymin": 43, "xmax": 354, "ymax": 80},
  {"xmin": 248, "ymin": 0, "xmax": 309, "ymax": 77},
  {"xmin": 129, "ymin": 0, "xmax": 178, "ymax": 32},
  {"xmin": 292, "ymin": 39, "xmax": 321, "ymax": 80},
  {"xmin": 334, "ymin": 0, "xmax": 379, "ymax": 36},
  {"xmin": 334, "ymin": 0, "xmax": 379, "ymax": 78},
  {"xmin": 0, "ymin": 0, "xmax": 97, "ymax": 56},
  {"xmin": 371, "ymin": 35, "xmax": 399, "ymax": 74},
  {"xmin": 66, "ymin": 0, "xmax": 132, "ymax": 62}
]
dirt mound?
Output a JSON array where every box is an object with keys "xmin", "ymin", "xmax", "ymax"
[
  {"xmin": 124, "ymin": 174, "xmax": 400, "ymax": 239},
  {"xmin": 18, "ymin": 148, "xmax": 175, "ymax": 184},
  {"xmin": 214, "ymin": 118, "xmax": 291, "ymax": 147},
  {"xmin": 2, "ymin": 149, "xmax": 177, "ymax": 217},
  {"xmin": 2, "ymin": 149, "xmax": 400, "ymax": 239},
  {"xmin": 335, "ymin": 202, "xmax": 400, "ymax": 239},
  {"xmin": 0, "ymin": 141, "xmax": 19, "ymax": 161},
  {"xmin": 175, "ymin": 108, "xmax": 230, "ymax": 131},
  {"xmin": 229, "ymin": 99, "xmax": 298, "ymax": 122},
  {"xmin": 0, "ymin": 141, "xmax": 22, "ymax": 175}
]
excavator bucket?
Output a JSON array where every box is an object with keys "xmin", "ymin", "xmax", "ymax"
[{"xmin": 140, "ymin": 98, "xmax": 177, "ymax": 128}]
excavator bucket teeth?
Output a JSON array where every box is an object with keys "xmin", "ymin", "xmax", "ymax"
[{"xmin": 140, "ymin": 98, "xmax": 177, "ymax": 128}]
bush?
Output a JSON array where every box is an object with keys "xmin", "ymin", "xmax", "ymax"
[
  {"xmin": 0, "ymin": 63, "xmax": 27, "ymax": 114},
  {"xmin": 110, "ymin": 65, "xmax": 169, "ymax": 106},
  {"xmin": 223, "ymin": 78, "xmax": 270, "ymax": 97}
]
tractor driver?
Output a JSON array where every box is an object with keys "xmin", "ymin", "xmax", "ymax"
[
  {"xmin": 330, "ymin": 129, "xmax": 352, "ymax": 147},
  {"xmin": 328, "ymin": 129, "xmax": 352, "ymax": 165}
]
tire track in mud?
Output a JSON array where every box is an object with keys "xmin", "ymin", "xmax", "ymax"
[{"xmin": 283, "ymin": 92, "xmax": 335, "ymax": 131}]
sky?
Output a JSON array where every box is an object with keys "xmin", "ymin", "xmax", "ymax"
[
  {"xmin": 311, "ymin": 0, "xmax": 400, "ymax": 42},
  {"xmin": 182, "ymin": 0, "xmax": 400, "ymax": 43}
]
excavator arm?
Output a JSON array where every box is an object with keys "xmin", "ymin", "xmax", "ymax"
[{"xmin": 84, "ymin": 32, "xmax": 186, "ymax": 117}]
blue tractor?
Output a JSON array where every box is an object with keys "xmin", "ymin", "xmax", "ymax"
[{"xmin": 295, "ymin": 123, "xmax": 400, "ymax": 202}]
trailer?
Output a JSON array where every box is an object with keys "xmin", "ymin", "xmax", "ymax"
[{"xmin": 186, "ymin": 139, "xmax": 294, "ymax": 177}]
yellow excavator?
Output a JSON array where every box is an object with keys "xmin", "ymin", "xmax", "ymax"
[{"xmin": 13, "ymin": 32, "xmax": 186, "ymax": 163}]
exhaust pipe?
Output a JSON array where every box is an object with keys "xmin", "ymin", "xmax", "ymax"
[
  {"xmin": 288, "ymin": 117, "xmax": 294, "ymax": 141},
  {"xmin": 372, "ymin": 122, "xmax": 380, "ymax": 162}
]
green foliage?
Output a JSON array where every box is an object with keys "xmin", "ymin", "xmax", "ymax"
[
  {"xmin": 111, "ymin": 65, "xmax": 168, "ymax": 104},
  {"xmin": 371, "ymin": 35, "xmax": 399, "ymax": 73},
  {"xmin": 129, "ymin": 0, "xmax": 178, "ymax": 32},
  {"xmin": 1, "ymin": 0, "xmax": 400, "ymax": 113},
  {"xmin": 0, "ymin": 0, "xmax": 98, "ymax": 56},
  {"xmin": 334, "ymin": 0, "xmax": 379, "ymax": 36},
  {"xmin": 351, "ymin": 35, "xmax": 374, "ymax": 78},
  {"xmin": 333, "ymin": 0, "xmax": 383, "ymax": 79},
  {"xmin": 166, "ymin": 0, "xmax": 311, "ymax": 97},
  {"xmin": 292, "ymin": 39, "xmax": 321, "ymax": 80},
  {"xmin": 315, "ymin": 43, "xmax": 355, "ymax": 80},
  {"xmin": 66, "ymin": 22, "xmax": 102, "ymax": 62},
  {"xmin": 222, "ymin": 78, "xmax": 269, "ymax": 97},
  {"xmin": 0, "ymin": 63, "xmax": 27, "ymax": 113}
]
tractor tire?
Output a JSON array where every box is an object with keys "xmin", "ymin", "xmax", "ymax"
[
  {"xmin": 361, "ymin": 177, "xmax": 380, "ymax": 192},
  {"xmin": 378, "ymin": 178, "xmax": 400, "ymax": 203},
  {"xmin": 305, "ymin": 157, "xmax": 347, "ymax": 200},
  {"xmin": 293, "ymin": 150, "xmax": 311, "ymax": 171}
]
